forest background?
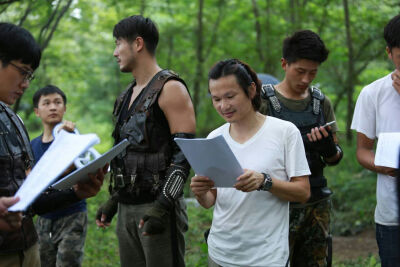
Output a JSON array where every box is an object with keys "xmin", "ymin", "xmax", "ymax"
[{"xmin": 1, "ymin": 0, "xmax": 400, "ymax": 266}]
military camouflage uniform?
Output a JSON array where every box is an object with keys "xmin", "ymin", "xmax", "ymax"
[
  {"xmin": 36, "ymin": 212, "xmax": 87, "ymax": 267},
  {"xmin": 289, "ymin": 199, "xmax": 331, "ymax": 267}
]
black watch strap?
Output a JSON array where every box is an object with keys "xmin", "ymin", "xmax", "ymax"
[{"xmin": 258, "ymin": 172, "xmax": 273, "ymax": 191}]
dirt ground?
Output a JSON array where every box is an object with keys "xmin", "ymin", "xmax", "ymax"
[{"xmin": 333, "ymin": 228, "xmax": 378, "ymax": 261}]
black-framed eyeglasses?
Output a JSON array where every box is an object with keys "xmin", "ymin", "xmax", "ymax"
[{"xmin": 9, "ymin": 62, "xmax": 35, "ymax": 82}]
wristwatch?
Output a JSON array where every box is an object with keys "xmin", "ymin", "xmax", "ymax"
[{"xmin": 258, "ymin": 172, "xmax": 273, "ymax": 191}]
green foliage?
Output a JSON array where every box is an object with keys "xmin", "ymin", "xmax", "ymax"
[
  {"xmin": 326, "ymin": 135, "xmax": 376, "ymax": 236},
  {"xmin": 333, "ymin": 254, "xmax": 380, "ymax": 267}
]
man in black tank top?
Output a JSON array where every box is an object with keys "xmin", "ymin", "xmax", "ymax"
[
  {"xmin": 260, "ymin": 30, "xmax": 343, "ymax": 267},
  {"xmin": 96, "ymin": 15, "xmax": 195, "ymax": 267}
]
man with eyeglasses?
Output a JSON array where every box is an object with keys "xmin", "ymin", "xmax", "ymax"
[
  {"xmin": 8, "ymin": 62, "xmax": 35, "ymax": 82},
  {"xmin": 0, "ymin": 22, "xmax": 107, "ymax": 267}
]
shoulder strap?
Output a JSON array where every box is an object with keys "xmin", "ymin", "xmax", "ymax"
[
  {"xmin": 261, "ymin": 84, "xmax": 281, "ymax": 113},
  {"xmin": 136, "ymin": 69, "xmax": 185, "ymax": 112},
  {"xmin": 310, "ymin": 86, "xmax": 325, "ymax": 115},
  {"xmin": 0, "ymin": 102, "xmax": 34, "ymax": 165},
  {"xmin": 113, "ymin": 82, "xmax": 135, "ymax": 118}
]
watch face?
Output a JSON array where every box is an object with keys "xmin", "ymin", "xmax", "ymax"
[{"xmin": 262, "ymin": 173, "xmax": 272, "ymax": 191}]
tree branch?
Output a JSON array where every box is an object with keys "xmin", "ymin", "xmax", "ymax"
[
  {"xmin": 353, "ymin": 37, "xmax": 374, "ymax": 62},
  {"xmin": 251, "ymin": 0, "xmax": 265, "ymax": 62},
  {"xmin": 332, "ymin": 86, "xmax": 347, "ymax": 111},
  {"xmin": 18, "ymin": 0, "xmax": 34, "ymax": 27},
  {"xmin": 38, "ymin": 0, "xmax": 61, "ymax": 45},
  {"xmin": 40, "ymin": 0, "xmax": 73, "ymax": 51}
]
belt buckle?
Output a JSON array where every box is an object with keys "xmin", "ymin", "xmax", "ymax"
[
  {"xmin": 115, "ymin": 174, "xmax": 124, "ymax": 188},
  {"xmin": 128, "ymin": 174, "xmax": 137, "ymax": 193}
]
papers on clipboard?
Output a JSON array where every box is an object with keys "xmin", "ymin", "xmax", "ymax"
[
  {"xmin": 175, "ymin": 135, "xmax": 243, "ymax": 187},
  {"xmin": 52, "ymin": 139, "xmax": 129, "ymax": 189},
  {"xmin": 374, "ymin": 132, "xmax": 400, "ymax": 169},
  {"xmin": 9, "ymin": 131, "xmax": 100, "ymax": 212}
]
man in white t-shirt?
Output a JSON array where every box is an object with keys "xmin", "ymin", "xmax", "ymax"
[
  {"xmin": 191, "ymin": 59, "xmax": 310, "ymax": 267},
  {"xmin": 206, "ymin": 117, "xmax": 311, "ymax": 267},
  {"xmin": 351, "ymin": 14, "xmax": 400, "ymax": 267}
]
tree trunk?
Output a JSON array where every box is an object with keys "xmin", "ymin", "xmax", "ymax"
[
  {"xmin": 251, "ymin": 0, "xmax": 265, "ymax": 65},
  {"xmin": 343, "ymin": 0, "xmax": 355, "ymax": 143},
  {"xmin": 192, "ymin": 0, "xmax": 204, "ymax": 118}
]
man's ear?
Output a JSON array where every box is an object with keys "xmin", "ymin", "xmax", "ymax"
[
  {"xmin": 386, "ymin": 46, "xmax": 393, "ymax": 61},
  {"xmin": 281, "ymin": 58, "xmax": 288, "ymax": 71},
  {"xmin": 34, "ymin": 108, "xmax": 39, "ymax": 117},
  {"xmin": 249, "ymin": 82, "xmax": 257, "ymax": 99},
  {"xmin": 135, "ymin": 36, "xmax": 145, "ymax": 52}
]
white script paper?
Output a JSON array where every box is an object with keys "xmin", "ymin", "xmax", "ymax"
[
  {"xmin": 374, "ymin": 132, "xmax": 400, "ymax": 169},
  {"xmin": 9, "ymin": 130, "xmax": 100, "ymax": 211},
  {"xmin": 175, "ymin": 135, "xmax": 243, "ymax": 187}
]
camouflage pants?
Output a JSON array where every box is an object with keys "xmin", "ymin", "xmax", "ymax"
[
  {"xmin": 36, "ymin": 211, "xmax": 87, "ymax": 267},
  {"xmin": 289, "ymin": 199, "xmax": 331, "ymax": 267}
]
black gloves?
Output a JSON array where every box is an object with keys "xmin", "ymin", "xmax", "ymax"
[
  {"xmin": 96, "ymin": 197, "xmax": 118, "ymax": 224},
  {"xmin": 305, "ymin": 130, "xmax": 338, "ymax": 159},
  {"xmin": 141, "ymin": 201, "xmax": 170, "ymax": 235}
]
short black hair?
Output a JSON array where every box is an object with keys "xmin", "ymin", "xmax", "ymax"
[
  {"xmin": 282, "ymin": 30, "xmax": 329, "ymax": 64},
  {"xmin": 0, "ymin": 22, "xmax": 41, "ymax": 70},
  {"xmin": 33, "ymin": 85, "xmax": 67, "ymax": 108},
  {"xmin": 113, "ymin": 15, "xmax": 159, "ymax": 55},
  {"xmin": 208, "ymin": 59, "xmax": 261, "ymax": 111},
  {"xmin": 384, "ymin": 14, "xmax": 400, "ymax": 50}
]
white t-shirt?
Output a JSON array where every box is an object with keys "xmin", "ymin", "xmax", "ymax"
[
  {"xmin": 207, "ymin": 116, "xmax": 310, "ymax": 267},
  {"xmin": 351, "ymin": 73, "xmax": 400, "ymax": 226}
]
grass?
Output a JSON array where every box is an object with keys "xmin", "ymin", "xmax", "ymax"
[{"xmin": 333, "ymin": 255, "xmax": 380, "ymax": 267}]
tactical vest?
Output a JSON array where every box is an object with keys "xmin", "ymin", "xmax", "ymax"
[
  {"xmin": 261, "ymin": 84, "xmax": 327, "ymax": 188},
  {"xmin": 111, "ymin": 70, "xmax": 186, "ymax": 203},
  {"xmin": 0, "ymin": 101, "xmax": 37, "ymax": 253}
]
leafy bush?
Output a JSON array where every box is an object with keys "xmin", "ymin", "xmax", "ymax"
[{"xmin": 325, "ymin": 140, "xmax": 377, "ymax": 236}]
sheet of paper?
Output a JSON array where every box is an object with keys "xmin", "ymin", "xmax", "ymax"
[
  {"xmin": 52, "ymin": 139, "xmax": 129, "ymax": 190},
  {"xmin": 9, "ymin": 130, "xmax": 100, "ymax": 212},
  {"xmin": 374, "ymin": 132, "xmax": 400, "ymax": 169},
  {"xmin": 175, "ymin": 135, "xmax": 243, "ymax": 187}
]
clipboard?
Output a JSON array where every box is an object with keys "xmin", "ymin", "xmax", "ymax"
[{"xmin": 52, "ymin": 139, "xmax": 129, "ymax": 189}]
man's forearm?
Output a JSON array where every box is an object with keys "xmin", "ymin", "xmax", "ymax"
[
  {"xmin": 269, "ymin": 176, "xmax": 310, "ymax": 203},
  {"xmin": 195, "ymin": 190, "xmax": 216, "ymax": 209},
  {"xmin": 356, "ymin": 147, "xmax": 377, "ymax": 172},
  {"xmin": 357, "ymin": 147, "xmax": 397, "ymax": 176}
]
